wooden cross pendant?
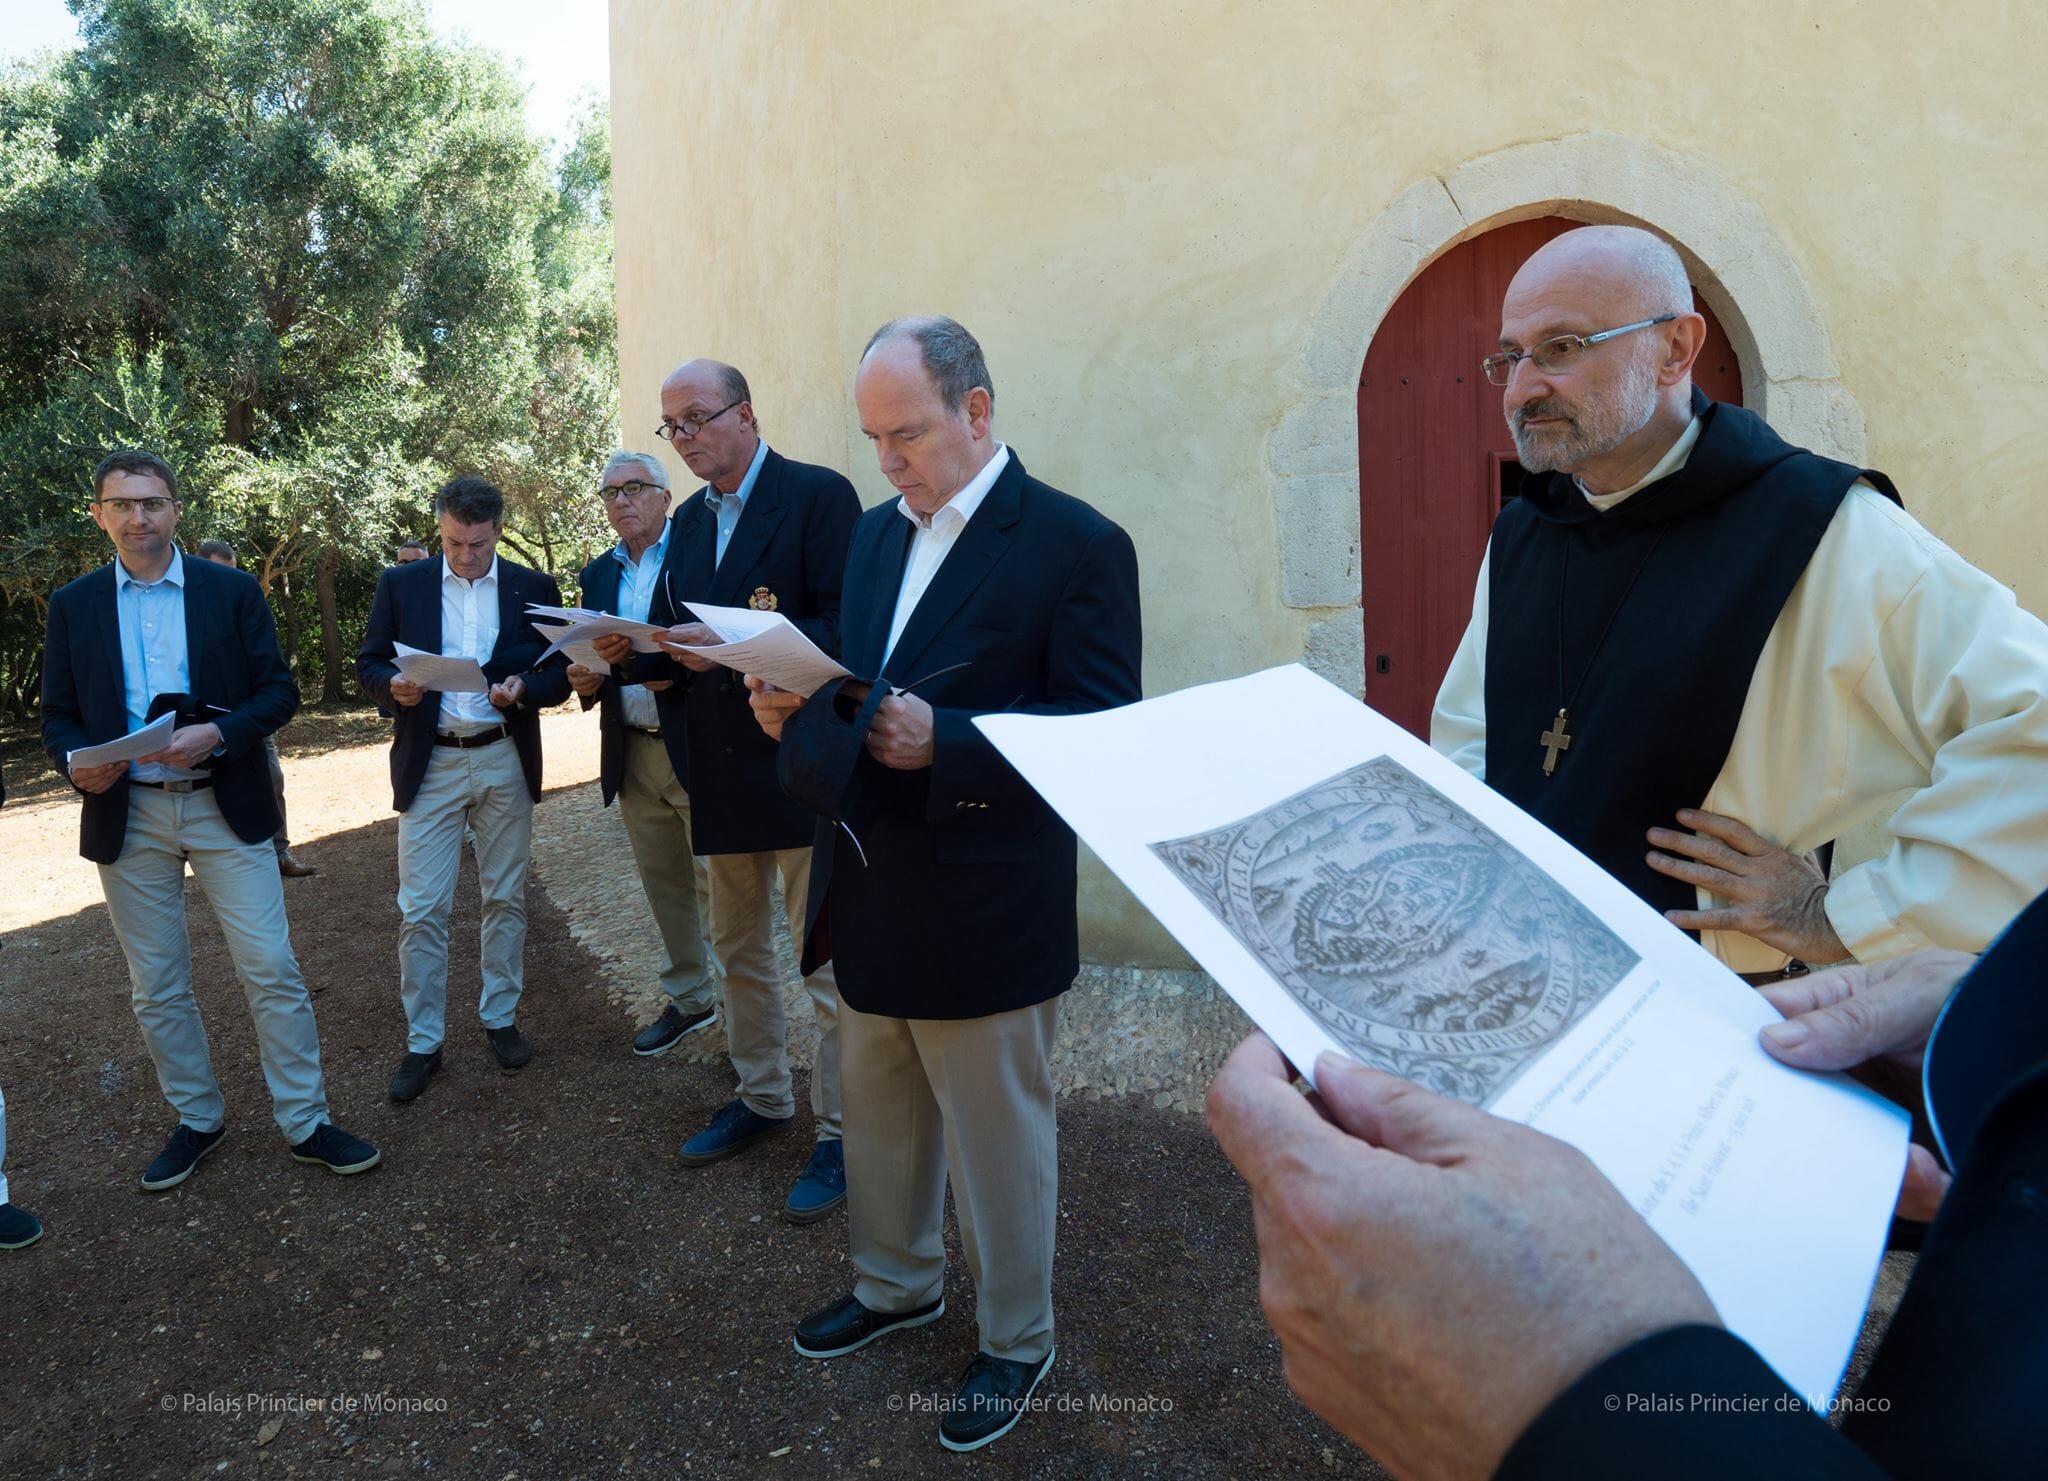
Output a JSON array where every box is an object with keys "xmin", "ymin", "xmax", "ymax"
[{"xmin": 1540, "ymin": 708, "xmax": 1573, "ymax": 777}]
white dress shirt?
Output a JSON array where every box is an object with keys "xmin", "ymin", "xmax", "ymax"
[
  {"xmin": 438, "ymin": 556, "xmax": 502, "ymax": 734},
  {"xmin": 1431, "ymin": 417, "xmax": 2048, "ymax": 969},
  {"xmin": 882, "ymin": 444, "xmax": 1010, "ymax": 668}
]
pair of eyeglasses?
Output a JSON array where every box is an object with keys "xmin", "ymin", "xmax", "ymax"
[
  {"xmin": 656, "ymin": 400, "xmax": 742, "ymax": 441},
  {"xmin": 91, "ymin": 496, "xmax": 175, "ymax": 516},
  {"xmin": 599, "ymin": 479, "xmax": 667, "ymax": 503},
  {"xmin": 1481, "ymin": 314, "xmax": 1678, "ymax": 386}
]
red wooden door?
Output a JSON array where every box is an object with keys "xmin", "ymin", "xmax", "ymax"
[{"xmin": 1356, "ymin": 218, "xmax": 1742, "ymax": 737}]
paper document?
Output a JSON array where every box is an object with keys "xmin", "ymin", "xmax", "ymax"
[
  {"xmin": 531, "ymin": 623, "xmax": 608, "ymax": 672},
  {"xmin": 392, "ymin": 641, "xmax": 489, "ymax": 693},
  {"xmin": 671, "ymin": 601, "xmax": 851, "ymax": 698},
  {"xmin": 525, "ymin": 606, "xmax": 667, "ymax": 660},
  {"xmin": 68, "ymin": 710, "xmax": 177, "ymax": 769},
  {"xmin": 976, "ymin": 664, "xmax": 1910, "ymax": 1403}
]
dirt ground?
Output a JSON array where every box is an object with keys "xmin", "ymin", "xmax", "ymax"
[{"xmin": 0, "ymin": 707, "xmax": 1908, "ymax": 1479}]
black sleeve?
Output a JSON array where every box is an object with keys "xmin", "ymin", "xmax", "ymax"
[
  {"xmin": 40, "ymin": 592, "xmax": 93, "ymax": 781},
  {"xmin": 1495, "ymin": 1326, "xmax": 1886, "ymax": 1481},
  {"xmin": 515, "ymin": 573, "xmax": 573, "ymax": 708},
  {"xmin": 356, "ymin": 568, "xmax": 403, "ymax": 707},
  {"xmin": 214, "ymin": 578, "xmax": 300, "ymax": 757}
]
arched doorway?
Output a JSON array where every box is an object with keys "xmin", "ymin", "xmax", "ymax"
[{"xmin": 1356, "ymin": 216, "xmax": 1743, "ymax": 736}]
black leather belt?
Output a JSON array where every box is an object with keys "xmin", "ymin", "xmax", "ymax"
[
  {"xmin": 435, "ymin": 727, "xmax": 507, "ymax": 748},
  {"xmin": 625, "ymin": 726, "xmax": 663, "ymax": 737},
  {"xmin": 130, "ymin": 776, "xmax": 212, "ymax": 792}
]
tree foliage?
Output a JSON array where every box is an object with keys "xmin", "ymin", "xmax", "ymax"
[{"xmin": 0, "ymin": 0, "xmax": 617, "ymax": 712}]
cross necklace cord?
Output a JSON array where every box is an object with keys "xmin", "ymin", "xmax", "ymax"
[{"xmin": 1544, "ymin": 523, "xmax": 1673, "ymax": 776}]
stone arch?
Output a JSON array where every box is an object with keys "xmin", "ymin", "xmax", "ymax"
[{"xmin": 1277, "ymin": 131, "xmax": 1866, "ymax": 693}]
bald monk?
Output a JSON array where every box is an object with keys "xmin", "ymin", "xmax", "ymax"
[{"xmin": 1432, "ymin": 225, "xmax": 2048, "ymax": 978}]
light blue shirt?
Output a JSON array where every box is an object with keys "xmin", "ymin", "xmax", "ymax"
[
  {"xmin": 114, "ymin": 548, "xmax": 199, "ymax": 782},
  {"xmin": 608, "ymin": 521, "xmax": 672, "ymax": 731},
  {"xmin": 703, "ymin": 438, "xmax": 769, "ymax": 569}
]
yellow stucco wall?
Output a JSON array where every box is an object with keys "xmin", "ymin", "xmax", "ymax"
[{"xmin": 609, "ymin": 0, "xmax": 2048, "ymax": 967}]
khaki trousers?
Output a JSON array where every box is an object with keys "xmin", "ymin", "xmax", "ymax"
[
  {"xmin": 97, "ymin": 786, "xmax": 331, "ymax": 1143},
  {"xmin": 708, "ymin": 847, "xmax": 840, "ymax": 1139},
  {"xmin": 396, "ymin": 738, "xmax": 532, "ymax": 1054},
  {"xmin": 616, "ymin": 732, "xmax": 719, "ymax": 1013},
  {"xmin": 840, "ymin": 998, "xmax": 1059, "ymax": 1363}
]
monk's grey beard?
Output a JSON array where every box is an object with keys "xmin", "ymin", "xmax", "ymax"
[{"xmin": 1509, "ymin": 347, "xmax": 1661, "ymax": 473}]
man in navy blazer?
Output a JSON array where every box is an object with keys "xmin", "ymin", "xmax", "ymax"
[
  {"xmin": 583, "ymin": 361, "xmax": 862, "ymax": 1222},
  {"xmin": 41, "ymin": 449, "xmax": 379, "ymax": 1192},
  {"xmin": 357, "ymin": 476, "xmax": 571, "ymax": 1101},
  {"xmin": 750, "ymin": 319, "xmax": 1142, "ymax": 1452}
]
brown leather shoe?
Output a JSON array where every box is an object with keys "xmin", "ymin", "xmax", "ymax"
[{"xmin": 277, "ymin": 850, "xmax": 319, "ymax": 877}]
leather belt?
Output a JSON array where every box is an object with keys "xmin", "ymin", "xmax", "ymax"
[
  {"xmin": 130, "ymin": 776, "xmax": 212, "ymax": 792},
  {"xmin": 625, "ymin": 726, "xmax": 664, "ymax": 737},
  {"xmin": 435, "ymin": 727, "xmax": 507, "ymax": 749}
]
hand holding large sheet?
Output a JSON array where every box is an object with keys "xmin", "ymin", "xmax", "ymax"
[
  {"xmin": 662, "ymin": 601, "xmax": 851, "ymax": 698},
  {"xmin": 392, "ymin": 641, "xmax": 489, "ymax": 694},
  {"xmin": 976, "ymin": 664, "xmax": 1909, "ymax": 1402}
]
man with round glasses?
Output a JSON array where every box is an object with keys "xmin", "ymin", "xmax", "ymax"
[
  {"xmin": 1431, "ymin": 224, "xmax": 2048, "ymax": 981},
  {"xmin": 588, "ymin": 362, "xmax": 861, "ymax": 1224},
  {"xmin": 565, "ymin": 452, "xmax": 722, "ymax": 1077}
]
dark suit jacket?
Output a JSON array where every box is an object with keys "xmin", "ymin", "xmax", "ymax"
[
  {"xmin": 355, "ymin": 555, "xmax": 571, "ymax": 812},
  {"xmin": 1498, "ymin": 894, "xmax": 2048, "ymax": 1481},
  {"xmin": 791, "ymin": 451, "xmax": 1141, "ymax": 1020},
  {"xmin": 600, "ymin": 447, "xmax": 860, "ymax": 853},
  {"xmin": 41, "ymin": 556, "xmax": 299, "ymax": 864}
]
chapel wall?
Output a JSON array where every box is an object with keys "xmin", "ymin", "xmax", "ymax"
[{"xmin": 610, "ymin": 0, "xmax": 2048, "ymax": 969}]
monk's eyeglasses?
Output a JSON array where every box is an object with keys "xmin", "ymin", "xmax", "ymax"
[{"xmin": 1481, "ymin": 315, "xmax": 1678, "ymax": 387}]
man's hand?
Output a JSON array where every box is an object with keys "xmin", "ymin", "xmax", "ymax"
[
  {"xmin": 567, "ymin": 663, "xmax": 605, "ymax": 699},
  {"xmin": 659, "ymin": 622, "xmax": 719, "ymax": 673},
  {"xmin": 70, "ymin": 759, "xmax": 129, "ymax": 794},
  {"xmin": 388, "ymin": 677, "xmax": 425, "ymax": 708},
  {"xmin": 1206, "ymin": 1036, "xmax": 1717, "ymax": 1481},
  {"xmin": 1647, "ymin": 808, "xmax": 1849, "ymax": 962},
  {"xmin": 590, "ymin": 632, "xmax": 635, "ymax": 667},
  {"xmin": 488, "ymin": 676, "xmax": 526, "ymax": 710},
  {"xmin": 746, "ymin": 674, "xmax": 802, "ymax": 742},
  {"xmin": 1758, "ymin": 951, "xmax": 1974, "ymax": 1220},
  {"xmin": 866, "ymin": 692, "xmax": 934, "ymax": 770},
  {"xmin": 140, "ymin": 722, "xmax": 224, "ymax": 771}
]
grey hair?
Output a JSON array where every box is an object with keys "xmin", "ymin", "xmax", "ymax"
[
  {"xmin": 602, "ymin": 450, "xmax": 669, "ymax": 488},
  {"xmin": 1576, "ymin": 224, "xmax": 1695, "ymax": 318},
  {"xmin": 861, "ymin": 315, "xmax": 993, "ymax": 413}
]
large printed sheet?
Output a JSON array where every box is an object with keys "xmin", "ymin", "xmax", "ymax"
[{"xmin": 978, "ymin": 664, "xmax": 1909, "ymax": 1403}]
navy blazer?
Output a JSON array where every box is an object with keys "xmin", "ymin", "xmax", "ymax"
[
  {"xmin": 605, "ymin": 447, "xmax": 861, "ymax": 854},
  {"xmin": 355, "ymin": 556, "xmax": 571, "ymax": 812},
  {"xmin": 792, "ymin": 451, "xmax": 1142, "ymax": 1020},
  {"xmin": 42, "ymin": 556, "xmax": 299, "ymax": 864}
]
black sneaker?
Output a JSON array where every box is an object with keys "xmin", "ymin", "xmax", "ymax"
[
  {"xmin": 939, "ymin": 1348, "xmax": 1056, "ymax": 1453},
  {"xmin": 486, "ymin": 1023, "xmax": 531, "ymax": 1071},
  {"xmin": 792, "ymin": 1291, "xmax": 945, "ymax": 1360},
  {"xmin": 388, "ymin": 1048, "xmax": 444, "ymax": 1102},
  {"xmin": 289, "ymin": 1124, "xmax": 383, "ymax": 1176},
  {"xmin": 633, "ymin": 1003, "xmax": 719, "ymax": 1056},
  {"xmin": 140, "ymin": 1124, "xmax": 226, "ymax": 1192},
  {"xmin": 0, "ymin": 1203, "xmax": 43, "ymax": 1250}
]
